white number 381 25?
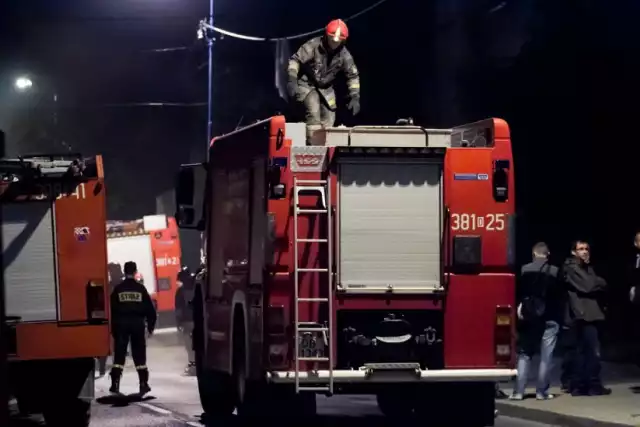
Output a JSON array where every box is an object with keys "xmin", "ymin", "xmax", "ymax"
[{"xmin": 451, "ymin": 213, "xmax": 506, "ymax": 231}]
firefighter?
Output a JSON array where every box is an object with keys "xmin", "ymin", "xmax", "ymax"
[
  {"xmin": 287, "ymin": 19, "xmax": 361, "ymax": 145},
  {"xmin": 175, "ymin": 265, "xmax": 196, "ymax": 375},
  {"xmin": 109, "ymin": 261, "xmax": 157, "ymax": 395}
]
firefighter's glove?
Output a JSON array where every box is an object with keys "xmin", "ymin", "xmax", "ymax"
[
  {"xmin": 347, "ymin": 96, "xmax": 360, "ymax": 116},
  {"xmin": 287, "ymin": 81, "xmax": 299, "ymax": 100}
]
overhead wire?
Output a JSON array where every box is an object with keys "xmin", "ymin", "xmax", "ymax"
[{"xmin": 198, "ymin": 0, "xmax": 389, "ymax": 42}]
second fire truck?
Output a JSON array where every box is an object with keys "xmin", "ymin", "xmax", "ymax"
[
  {"xmin": 106, "ymin": 215, "xmax": 182, "ymax": 327},
  {"xmin": 175, "ymin": 117, "xmax": 516, "ymax": 425}
]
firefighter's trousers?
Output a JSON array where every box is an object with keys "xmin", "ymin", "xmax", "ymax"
[
  {"xmin": 303, "ymin": 89, "xmax": 336, "ymax": 144},
  {"xmin": 110, "ymin": 321, "xmax": 148, "ymax": 377},
  {"xmin": 180, "ymin": 321, "xmax": 195, "ymax": 365}
]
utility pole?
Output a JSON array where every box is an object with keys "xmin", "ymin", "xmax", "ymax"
[{"xmin": 205, "ymin": 0, "xmax": 214, "ymax": 161}]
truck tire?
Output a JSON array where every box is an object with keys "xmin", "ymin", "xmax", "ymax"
[
  {"xmin": 192, "ymin": 286, "xmax": 235, "ymax": 417},
  {"xmin": 413, "ymin": 382, "xmax": 495, "ymax": 426},
  {"xmin": 376, "ymin": 392, "xmax": 414, "ymax": 417},
  {"xmin": 43, "ymin": 397, "xmax": 91, "ymax": 427}
]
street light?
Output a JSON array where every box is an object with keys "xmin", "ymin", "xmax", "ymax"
[{"xmin": 14, "ymin": 76, "xmax": 33, "ymax": 91}]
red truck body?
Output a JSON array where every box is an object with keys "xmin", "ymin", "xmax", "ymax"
[
  {"xmin": 1, "ymin": 154, "xmax": 110, "ymax": 425},
  {"xmin": 175, "ymin": 116, "xmax": 516, "ymax": 423}
]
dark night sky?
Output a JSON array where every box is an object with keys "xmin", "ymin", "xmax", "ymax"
[{"xmin": 2, "ymin": 0, "xmax": 640, "ymax": 332}]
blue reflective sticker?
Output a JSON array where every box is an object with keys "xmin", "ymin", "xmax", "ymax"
[{"xmin": 454, "ymin": 173, "xmax": 478, "ymax": 180}]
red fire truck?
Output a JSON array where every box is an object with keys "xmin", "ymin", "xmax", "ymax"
[
  {"xmin": 106, "ymin": 215, "xmax": 182, "ymax": 327},
  {"xmin": 175, "ymin": 116, "xmax": 516, "ymax": 424},
  {"xmin": 1, "ymin": 154, "xmax": 110, "ymax": 426}
]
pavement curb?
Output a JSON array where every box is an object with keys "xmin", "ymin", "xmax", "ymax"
[{"xmin": 496, "ymin": 402, "xmax": 636, "ymax": 427}]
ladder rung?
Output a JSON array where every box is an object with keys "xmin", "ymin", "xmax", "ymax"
[
  {"xmin": 298, "ymin": 357, "xmax": 330, "ymax": 362},
  {"xmin": 298, "ymin": 327, "xmax": 329, "ymax": 332},
  {"xmin": 298, "ymin": 386, "xmax": 331, "ymax": 392},
  {"xmin": 296, "ymin": 238, "xmax": 328, "ymax": 243},
  {"xmin": 295, "ymin": 180, "xmax": 327, "ymax": 185},
  {"xmin": 297, "ymin": 268, "xmax": 328, "ymax": 273},
  {"xmin": 296, "ymin": 209, "xmax": 328, "ymax": 214},
  {"xmin": 297, "ymin": 298, "xmax": 329, "ymax": 302}
]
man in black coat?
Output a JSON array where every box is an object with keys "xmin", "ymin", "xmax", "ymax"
[
  {"xmin": 175, "ymin": 266, "xmax": 196, "ymax": 376},
  {"xmin": 510, "ymin": 242, "xmax": 562, "ymax": 400},
  {"xmin": 561, "ymin": 240, "xmax": 611, "ymax": 396}
]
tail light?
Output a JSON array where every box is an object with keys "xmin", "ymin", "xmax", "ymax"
[
  {"xmin": 86, "ymin": 280, "xmax": 107, "ymax": 323},
  {"xmin": 494, "ymin": 305, "xmax": 513, "ymax": 366},
  {"xmin": 266, "ymin": 305, "xmax": 288, "ymax": 368}
]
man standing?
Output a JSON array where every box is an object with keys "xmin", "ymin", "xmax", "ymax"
[
  {"xmin": 109, "ymin": 261, "xmax": 157, "ymax": 395},
  {"xmin": 287, "ymin": 19, "xmax": 361, "ymax": 145},
  {"xmin": 510, "ymin": 242, "xmax": 562, "ymax": 400},
  {"xmin": 562, "ymin": 240, "xmax": 611, "ymax": 396},
  {"xmin": 175, "ymin": 266, "xmax": 196, "ymax": 376}
]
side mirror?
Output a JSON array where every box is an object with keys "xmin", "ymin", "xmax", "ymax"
[{"xmin": 175, "ymin": 163, "xmax": 207, "ymax": 229}]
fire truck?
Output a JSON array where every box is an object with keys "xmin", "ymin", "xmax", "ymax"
[
  {"xmin": 106, "ymin": 215, "xmax": 182, "ymax": 327},
  {"xmin": 175, "ymin": 116, "xmax": 516, "ymax": 424},
  {"xmin": 1, "ymin": 154, "xmax": 110, "ymax": 426}
]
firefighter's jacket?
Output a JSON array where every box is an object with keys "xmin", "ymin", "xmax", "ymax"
[
  {"xmin": 287, "ymin": 36, "xmax": 360, "ymax": 110},
  {"xmin": 111, "ymin": 278, "xmax": 157, "ymax": 332}
]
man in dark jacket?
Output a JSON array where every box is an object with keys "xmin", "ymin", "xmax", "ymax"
[
  {"xmin": 109, "ymin": 261, "xmax": 157, "ymax": 395},
  {"xmin": 287, "ymin": 19, "xmax": 360, "ymax": 145},
  {"xmin": 175, "ymin": 266, "xmax": 196, "ymax": 376},
  {"xmin": 510, "ymin": 242, "xmax": 562, "ymax": 400},
  {"xmin": 561, "ymin": 240, "xmax": 611, "ymax": 396},
  {"xmin": 629, "ymin": 232, "xmax": 640, "ymax": 305}
]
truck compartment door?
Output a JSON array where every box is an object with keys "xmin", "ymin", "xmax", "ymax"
[
  {"xmin": 2, "ymin": 202, "xmax": 59, "ymax": 322},
  {"xmin": 338, "ymin": 158, "xmax": 443, "ymax": 293}
]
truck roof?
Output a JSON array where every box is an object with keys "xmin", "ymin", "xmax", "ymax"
[
  {"xmin": 284, "ymin": 119, "xmax": 509, "ymax": 149},
  {"xmin": 0, "ymin": 154, "xmax": 102, "ymax": 182}
]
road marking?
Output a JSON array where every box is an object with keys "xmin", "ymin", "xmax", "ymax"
[
  {"xmin": 137, "ymin": 402, "xmax": 174, "ymax": 416},
  {"xmin": 153, "ymin": 327, "xmax": 178, "ymax": 335}
]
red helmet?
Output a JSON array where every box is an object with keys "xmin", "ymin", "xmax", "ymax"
[{"xmin": 326, "ymin": 19, "xmax": 349, "ymax": 43}]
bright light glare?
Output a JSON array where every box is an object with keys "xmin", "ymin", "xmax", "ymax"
[{"xmin": 14, "ymin": 77, "xmax": 33, "ymax": 91}]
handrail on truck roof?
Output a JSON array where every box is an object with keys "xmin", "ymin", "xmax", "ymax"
[{"xmin": 0, "ymin": 153, "xmax": 103, "ymax": 181}]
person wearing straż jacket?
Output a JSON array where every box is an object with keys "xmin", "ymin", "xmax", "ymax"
[
  {"xmin": 109, "ymin": 261, "xmax": 157, "ymax": 395},
  {"xmin": 561, "ymin": 240, "xmax": 611, "ymax": 396},
  {"xmin": 287, "ymin": 19, "xmax": 360, "ymax": 145}
]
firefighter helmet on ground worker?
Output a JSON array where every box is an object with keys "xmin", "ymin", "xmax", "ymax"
[{"xmin": 326, "ymin": 19, "xmax": 349, "ymax": 43}]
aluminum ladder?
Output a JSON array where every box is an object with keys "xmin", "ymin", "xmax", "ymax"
[{"xmin": 292, "ymin": 177, "xmax": 334, "ymax": 394}]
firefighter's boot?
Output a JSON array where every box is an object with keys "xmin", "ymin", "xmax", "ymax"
[
  {"xmin": 137, "ymin": 368, "xmax": 151, "ymax": 395},
  {"xmin": 109, "ymin": 369, "xmax": 122, "ymax": 394}
]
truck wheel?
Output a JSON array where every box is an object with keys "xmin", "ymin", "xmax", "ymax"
[
  {"xmin": 193, "ymin": 286, "xmax": 235, "ymax": 417},
  {"xmin": 43, "ymin": 397, "xmax": 91, "ymax": 427},
  {"xmin": 414, "ymin": 382, "xmax": 495, "ymax": 426},
  {"xmin": 376, "ymin": 392, "xmax": 414, "ymax": 417}
]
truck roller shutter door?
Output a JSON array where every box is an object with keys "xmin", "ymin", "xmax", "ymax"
[
  {"xmin": 2, "ymin": 202, "xmax": 59, "ymax": 322},
  {"xmin": 339, "ymin": 159, "xmax": 443, "ymax": 293}
]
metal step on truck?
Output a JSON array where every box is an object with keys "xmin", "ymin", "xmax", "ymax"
[{"xmin": 174, "ymin": 116, "xmax": 517, "ymax": 425}]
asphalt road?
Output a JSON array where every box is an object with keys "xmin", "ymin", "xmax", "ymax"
[{"xmin": 9, "ymin": 328, "xmax": 558, "ymax": 427}]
